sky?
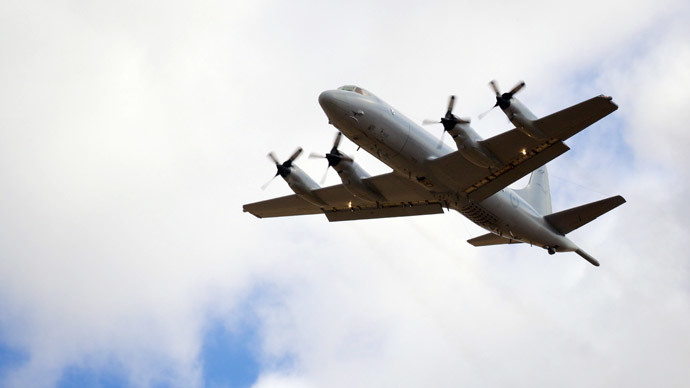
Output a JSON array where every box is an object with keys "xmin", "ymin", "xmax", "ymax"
[{"xmin": 1, "ymin": 0, "xmax": 689, "ymax": 387}]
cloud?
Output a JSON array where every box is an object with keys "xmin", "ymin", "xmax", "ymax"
[{"xmin": 0, "ymin": 0, "xmax": 689, "ymax": 387}]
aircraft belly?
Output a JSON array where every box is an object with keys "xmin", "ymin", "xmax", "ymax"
[
  {"xmin": 477, "ymin": 191, "xmax": 576, "ymax": 250},
  {"xmin": 478, "ymin": 193, "xmax": 539, "ymax": 242}
]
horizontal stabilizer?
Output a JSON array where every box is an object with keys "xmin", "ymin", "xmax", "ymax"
[
  {"xmin": 544, "ymin": 195, "xmax": 626, "ymax": 235},
  {"xmin": 468, "ymin": 233, "xmax": 522, "ymax": 247}
]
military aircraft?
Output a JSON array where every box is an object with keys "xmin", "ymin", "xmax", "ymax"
[{"xmin": 243, "ymin": 81, "xmax": 625, "ymax": 266}]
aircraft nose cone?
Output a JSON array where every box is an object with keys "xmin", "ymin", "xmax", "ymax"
[
  {"xmin": 319, "ymin": 90, "xmax": 352, "ymax": 125},
  {"xmin": 318, "ymin": 90, "xmax": 349, "ymax": 119},
  {"xmin": 318, "ymin": 90, "xmax": 337, "ymax": 111}
]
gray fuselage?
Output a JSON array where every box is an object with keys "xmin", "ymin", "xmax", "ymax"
[{"xmin": 318, "ymin": 88, "xmax": 578, "ymax": 253}]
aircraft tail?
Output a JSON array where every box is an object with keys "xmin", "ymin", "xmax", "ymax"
[
  {"xmin": 544, "ymin": 195, "xmax": 626, "ymax": 235},
  {"xmin": 575, "ymin": 249, "xmax": 600, "ymax": 266},
  {"xmin": 514, "ymin": 165, "xmax": 552, "ymax": 215}
]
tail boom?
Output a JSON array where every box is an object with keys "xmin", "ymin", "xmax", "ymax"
[{"xmin": 575, "ymin": 249, "xmax": 600, "ymax": 266}]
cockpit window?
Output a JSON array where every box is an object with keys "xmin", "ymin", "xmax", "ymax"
[{"xmin": 337, "ymin": 85, "xmax": 370, "ymax": 96}]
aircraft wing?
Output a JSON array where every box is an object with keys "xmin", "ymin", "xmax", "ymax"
[
  {"xmin": 467, "ymin": 232, "xmax": 522, "ymax": 246},
  {"xmin": 428, "ymin": 95, "xmax": 617, "ymax": 202},
  {"xmin": 242, "ymin": 194, "xmax": 323, "ymax": 218},
  {"xmin": 481, "ymin": 95, "xmax": 618, "ymax": 164},
  {"xmin": 427, "ymin": 140, "xmax": 569, "ymax": 202},
  {"xmin": 243, "ymin": 172, "xmax": 444, "ymax": 221}
]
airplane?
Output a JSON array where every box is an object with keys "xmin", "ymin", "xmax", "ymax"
[{"xmin": 243, "ymin": 81, "xmax": 626, "ymax": 266}]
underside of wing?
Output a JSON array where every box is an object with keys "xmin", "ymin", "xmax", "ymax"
[
  {"xmin": 427, "ymin": 141, "xmax": 569, "ymax": 203},
  {"xmin": 428, "ymin": 95, "xmax": 617, "ymax": 203},
  {"xmin": 242, "ymin": 194, "xmax": 322, "ymax": 218},
  {"xmin": 536, "ymin": 95, "xmax": 618, "ymax": 140},
  {"xmin": 243, "ymin": 172, "xmax": 444, "ymax": 221},
  {"xmin": 481, "ymin": 95, "xmax": 618, "ymax": 165},
  {"xmin": 467, "ymin": 232, "xmax": 522, "ymax": 247},
  {"xmin": 325, "ymin": 202, "xmax": 443, "ymax": 221}
]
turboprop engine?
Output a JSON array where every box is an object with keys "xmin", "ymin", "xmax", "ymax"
[
  {"xmin": 423, "ymin": 96, "xmax": 502, "ymax": 170},
  {"xmin": 262, "ymin": 147, "xmax": 327, "ymax": 207},
  {"xmin": 310, "ymin": 132, "xmax": 386, "ymax": 204},
  {"xmin": 479, "ymin": 80, "xmax": 546, "ymax": 141}
]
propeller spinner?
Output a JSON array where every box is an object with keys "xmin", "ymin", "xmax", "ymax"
[
  {"xmin": 309, "ymin": 132, "xmax": 353, "ymax": 184},
  {"xmin": 261, "ymin": 147, "xmax": 303, "ymax": 190},
  {"xmin": 423, "ymin": 95, "xmax": 470, "ymax": 148},
  {"xmin": 479, "ymin": 80, "xmax": 525, "ymax": 119}
]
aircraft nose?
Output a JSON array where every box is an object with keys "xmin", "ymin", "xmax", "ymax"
[
  {"xmin": 318, "ymin": 90, "xmax": 337, "ymax": 110},
  {"xmin": 318, "ymin": 90, "xmax": 347, "ymax": 117}
]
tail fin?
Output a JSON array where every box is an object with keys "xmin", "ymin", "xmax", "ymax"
[
  {"xmin": 544, "ymin": 195, "xmax": 626, "ymax": 235},
  {"xmin": 514, "ymin": 165, "xmax": 552, "ymax": 215}
]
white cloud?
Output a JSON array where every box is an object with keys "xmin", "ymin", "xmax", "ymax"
[{"xmin": 0, "ymin": 0, "xmax": 689, "ymax": 387}]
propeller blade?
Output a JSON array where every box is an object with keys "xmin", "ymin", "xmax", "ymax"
[
  {"xmin": 261, "ymin": 174, "xmax": 278, "ymax": 190},
  {"xmin": 287, "ymin": 147, "xmax": 303, "ymax": 164},
  {"xmin": 447, "ymin": 95, "xmax": 456, "ymax": 114},
  {"xmin": 478, "ymin": 106, "xmax": 496, "ymax": 120},
  {"xmin": 309, "ymin": 152, "xmax": 325, "ymax": 159},
  {"xmin": 456, "ymin": 116, "xmax": 471, "ymax": 124},
  {"xmin": 489, "ymin": 80, "xmax": 500, "ymax": 96},
  {"xmin": 422, "ymin": 119, "xmax": 440, "ymax": 125},
  {"xmin": 508, "ymin": 81, "xmax": 525, "ymax": 96},
  {"xmin": 267, "ymin": 152, "xmax": 280, "ymax": 165},
  {"xmin": 436, "ymin": 129, "xmax": 447, "ymax": 149},
  {"xmin": 332, "ymin": 132, "xmax": 342, "ymax": 150},
  {"xmin": 319, "ymin": 165, "xmax": 330, "ymax": 185}
]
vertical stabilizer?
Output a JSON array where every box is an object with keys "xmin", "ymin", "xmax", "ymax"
[{"xmin": 514, "ymin": 165, "xmax": 552, "ymax": 215}]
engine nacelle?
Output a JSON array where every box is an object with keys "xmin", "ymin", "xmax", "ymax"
[
  {"xmin": 333, "ymin": 159, "xmax": 386, "ymax": 203},
  {"xmin": 503, "ymin": 99, "xmax": 546, "ymax": 140},
  {"xmin": 284, "ymin": 166, "xmax": 328, "ymax": 207},
  {"xmin": 449, "ymin": 123, "xmax": 502, "ymax": 170}
]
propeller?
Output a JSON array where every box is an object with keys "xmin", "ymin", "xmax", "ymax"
[
  {"xmin": 423, "ymin": 95, "xmax": 470, "ymax": 148},
  {"xmin": 309, "ymin": 132, "xmax": 353, "ymax": 184},
  {"xmin": 479, "ymin": 80, "xmax": 525, "ymax": 119},
  {"xmin": 261, "ymin": 147, "xmax": 303, "ymax": 190}
]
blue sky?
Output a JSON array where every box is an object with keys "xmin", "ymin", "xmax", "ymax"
[
  {"xmin": 0, "ymin": 344, "xmax": 27, "ymax": 379},
  {"xmin": 1, "ymin": 1, "xmax": 689, "ymax": 387},
  {"xmin": 200, "ymin": 321, "xmax": 261, "ymax": 388},
  {"xmin": 0, "ymin": 324, "xmax": 262, "ymax": 388}
]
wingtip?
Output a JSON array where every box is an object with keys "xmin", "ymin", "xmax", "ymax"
[
  {"xmin": 610, "ymin": 195, "xmax": 627, "ymax": 208},
  {"xmin": 598, "ymin": 94, "xmax": 619, "ymax": 111}
]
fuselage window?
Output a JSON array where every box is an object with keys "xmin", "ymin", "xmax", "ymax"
[
  {"xmin": 338, "ymin": 85, "xmax": 370, "ymax": 97},
  {"xmin": 354, "ymin": 87, "xmax": 369, "ymax": 96}
]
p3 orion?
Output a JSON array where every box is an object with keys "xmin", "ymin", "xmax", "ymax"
[{"xmin": 243, "ymin": 81, "xmax": 625, "ymax": 266}]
